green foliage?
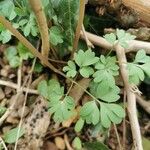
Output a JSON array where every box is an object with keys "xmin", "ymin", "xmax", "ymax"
[
  {"xmin": 74, "ymin": 49, "xmax": 99, "ymax": 78},
  {"xmin": 56, "ymin": 0, "xmax": 79, "ymax": 45},
  {"xmin": 5, "ymin": 46, "xmax": 20, "ymax": 68},
  {"xmin": 90, "ymin": 55, "xmax": 120, "ymax": 102},
  {"xmin": 63, "ymin": 61, "xmax": 77, "ymax": 78},
  {"xmin": 73, "ymin": 137, "xmax": 82, "ymax": 150},
  {"xmin": 80, "ymin": 101, "xmax": 100, "ymax": 125},
  {"xmin": 34, "ymin": 62, "xmax": 43, "ymax": 73},
  {"xmin": 17, "ymin": 43, "xmax": 34, "ymax": 60},
  {"xmin": 84, "ymin": 141, "xmax": 110, "ymax": 150},
  {"xmin": 80, "ymin": 100, "xmax": 125, "ymax": 128},
  {"xmin": 63, "ymin": 49, "xmax": 99, "ymax": 78},
  {"xmin": 0, "ymin": 106, "xmax": 6, "ymax": 117},
  {"xmin": 38, "ymin": 79, "xmax": 75, "ymax": 122},
  {"xmin": 4, "ymin": 43, "xmax": 34, "ymax": 68},
  {"xmin": 104, "ymin": 29, "xmax": 136, "ymax": 48},
  {"xmin": 74, "ymin": 118, "xmax": 85, "ymax": 132},
  {"xmin": 49, "ymin": 26, "xmax": 63, "ymax": 45},
  {"xmin": 0, "ymin": 0, "xmax": 16, "ymax": 20},
  {"xmin": 74, "ymin": 49, "xmax": 99, "ymax": 67},
  {"xmin": 63, "ymin": 48, "xmax": 124, "ymax": 128},
  {"xmin": 0, "ymin": 0, "xmax": 79, "ymax": 57},
  {"xmin": 49, "ymin": 96, "xmax": 75, "ymax": 122},
  {"xmin": 4, "ymin": 127, "xmax": 24, "ymax": 144},
  {"xmin": 100, "ymin": 103, "xmax": 125, "ymax": 128},
  {"xmin": 90, "ymin": 82, "xmax": 120, "ymax": 102},
  {"xmin": 128, "ymin": 49, "xmax": 150, "ymax": 84}
]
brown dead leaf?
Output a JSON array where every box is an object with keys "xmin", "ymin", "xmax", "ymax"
[{"xmin": 69, "ymin": 78, "xmax": 91, "ymax": 105}]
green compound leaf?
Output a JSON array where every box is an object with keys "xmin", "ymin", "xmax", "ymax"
[
  {"xmin": 22, "ymin": 13, "xmax": 38, "ymax": 37},
  {"xmin": 63, "ymin": 60, "xmax": 77, "ymax": 78},
  {"xmin": 49, "ymin": 96, "xmax": 75, "ymax": 122},
  {"xmin": 90, "ymin": 81, "xmax": 120, "ymax": 102},
  {"xmin": 4, "ymin": 127, "xmax": 24, "ymax": 144},
  {"xmin": 128, "ymin": 63, "xmax": 145, "ymax": 84},
  {"xmin": 79, "ymin": 66, "xmax": 94, "ymax": 78},
  {"xmin": 80, "ymin": 101, "xmax": 100, "ymax": 125},
  {"xmin": 104, "ymin": 33, "xmax": 116, "ymax": 45},
  {"xmin": 104, "ymin": 29, "xmax": 136, "ymax": 48},
  {"xmin": 100, "ymin": 103, "xmax": 125, "ymax": 128},
  {"xmin": 49, "ymin": 26, "xmax": 63, "ymax": 46},
  {"xmin": 116, "ymin": 29, "xmax": 136, "ymax": 48},
  {"xmin": 38, "ymin": 79, "xmax": 64, "ymax": 101},
  {"xmin": 128, "ymin": 50, "xmax": 150, "ymax": 84},
  {"xmin": 134, "ymin": 49, "xmax": 150, "ymax": 63},
  {"xmin": 93, "ymin": 56, "xmax": 119, "ymax": 88},
  {"xmin": 74, "ymin": 49, "xmax": 99, "ymax": 67},
  {"xmin": 47, "ymin": 79, "xmax": 64, "ymax": 100}
]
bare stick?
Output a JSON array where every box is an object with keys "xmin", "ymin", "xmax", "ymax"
[
  {"xmin": 14, "ymin": 59, "xmax": 36, "ymax": 150},
  {"xmin": 81, "ymin": 24, "xmax": 94, "ymax": 48},
  {"xmin": 71, "ymin": 0, "xmax": 86, "ymax": 58},
  {"xmin": 64, "ymin": 134, "xmax": 74, "ymax": 150},
  {"xmin": 0, "ymin": 136, "xmax": 8, "ymax": 150},
  {"xmin": 28, "ymin": 0, "xmax": 50, "ymax": 59},
  {"xmin": 80, "ymin": 31, "xmax": 150, "ymax": 54},
  {"xmin": 136, "ymin": 95, "xmax": 150, "ymax": 115},
  {"xmin": 115, "ymin": 43, "xmax": 143, "ymax": 150},
  {"xmin": 123, "ymin": 90, "xmax": 127, "ymax": 150},
  {"xmin": 0, "ymin": 79, "xmax": 38, "ymax": 94},
  {"xmin": 113, "ymin": 124, "xmax": 122, "ymax": 150}
]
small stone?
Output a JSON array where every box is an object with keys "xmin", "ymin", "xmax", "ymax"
[
  {"xmin": 6, "ymin": 116, "xmax": 19, "ymax": 124},
  {"xmin": 18, "ymin": 106, "xmax": 29, "ymax": 118},
  {"xmin": 2, "ymin": 126, "xmax": 12, "ymax": 133},
  {"xmin": 43, "ymin": 141, "xmax": 58, "ymax": 150},
  {"xmin": 0, "ymin": 88, "xmax": 5, "ymax": 100},
  {"xmin": 54, "ymin": 137, "xmax": 65, "ymax": 150},
  {"xmin": 0, "ymin": 68, "xmax": 8, "ymax": 77}
]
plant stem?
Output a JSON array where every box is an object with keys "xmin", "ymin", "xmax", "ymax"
[
  {"xmin": 71, "ymin": 0, "xmax": 86, "ymax": 58},
  {"xmin": 28, "ymin": 0, "xmax": 50, "ymax": 60}
]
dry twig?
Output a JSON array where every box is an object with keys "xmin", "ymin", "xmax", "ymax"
[
  {"xmin": 136, "ymin": 95, "xmax": 150, "ymax": 115},
  {"xmin": 80, "ymin": 31, "xmax": 150, "ymax": 54},
  {"xmin": 28, "ymin": 0, "xmax": 50, "ymax": 59},
  {"xmin": 72, "ymin": 0, "xmax": 86, "ymax": 58},
  {"xmin": 115, "ymin": 43, "xmax": 143, "ymax": 150}
]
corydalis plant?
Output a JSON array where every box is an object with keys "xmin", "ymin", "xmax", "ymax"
[{"xmin": 38, "ymin": 79, "xmax": 75, "ymax": 122}]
